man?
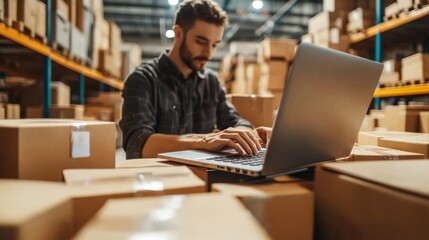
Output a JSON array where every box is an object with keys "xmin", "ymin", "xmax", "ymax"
[{"xmin": 120, "ymin": 0, "xmax": 271, "ymax": 159}]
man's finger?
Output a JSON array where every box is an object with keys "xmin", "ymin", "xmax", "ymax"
[{"xmin": 220, "ymin": 133, "xmax": 253, "ymax": 155}]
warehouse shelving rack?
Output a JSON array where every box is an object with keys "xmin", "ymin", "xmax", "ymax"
[
  {"xmin": 349, "ymin": 0, "xmax": 429, "ymax": 108},
  {"xmin": 0, "ymin": 0, "xmax": 124, "ymax": 117}
]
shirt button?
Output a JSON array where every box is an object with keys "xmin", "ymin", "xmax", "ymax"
[{"xmin": 172, "ymin": 105, "xmax": 176, "ymax": 110}]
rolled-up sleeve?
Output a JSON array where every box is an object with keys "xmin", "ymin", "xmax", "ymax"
[{"xmin": 119, "ymin": 71, "xmax": 157, "ymax": 159}]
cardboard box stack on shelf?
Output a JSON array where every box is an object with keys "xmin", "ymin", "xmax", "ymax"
[
  {"xmin": 385, "ymin": 105, "xmax": 429, "ymax": 132},
  {"xmin": 67, "ymin": 0, "xmax": 87, "ymax": 61},
  {"xmin": 227, "ymin": 94, "xmax": 275, "ymax": 127},
  {"xmin": 121, "ymin": 43, "xmax": 142, "ymax": 80},
  {"xmin": 379, "ymin": 59, "xmax": 401, "ymax": 87},
  {"xmin": 0, "ymin": 119, "xmax": 116, "ymax": 182},
  {"xmin": 99, "ymin": 21, "xmax": 122, "ymax": 78},
  {"xmin": 230, "ymin": 54, "xmax": 257, "ymax": 94},
  {"xmin": 51, "ymin": 0, "xmax": 71, "ymax": 52},
  {"xmin": 384, "ymin": 2, "xmax": 400, "ymax": 21},
  {"xmin": 401, "ymin": 53, "xmax": 429, "ymax": 83},
  {"xmin": 307, "ymin": 0, "xmax": 351, "ymax": 52},
  {"xmin": 420, "ymin": 112, "xmax": 429, "ymax": 133},
  {"xmin": 346, "ymin": 7, "xmax": 375, "ymax": 34},
  {"xmin": 89, "ymin": 0, "xmax": 109, "ymax": 70},
  {"xmin": 315, "ymin": 160, "xmax": 429, "ymax": 239},
  {"xmin": 14, "ymin": 0, "xmax": 46, "ymax": 42},
  {"xmin": 26, "ymin": 104, "xmax": 85, "ymax": 119},
  {"xmin": 3, "ymin": 0, "xmax": 17, "ymax": 26},
  {"xmin": 258, "ymin": 38, "xmax": 296, "ymax": 110},
  {"xmin": 0, "ymin": 103, "xmax": 20, "ymax": 119}
]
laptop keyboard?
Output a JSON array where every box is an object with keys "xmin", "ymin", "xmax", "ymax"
[{"xmin": 205, "ymin": 150, "xmax": 266, "ymax": 166}]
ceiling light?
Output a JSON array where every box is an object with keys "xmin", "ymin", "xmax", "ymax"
[
  {"xmin": 165, "ymin": 30, "xmax": 175, "ymax": 38},
  {"xmin": 252, "ymin": 0, "xmax": 263, "ymax": 10},
  {"xmin": 168, "ymin": 0, "xmax": 179, "ymax": 6}
]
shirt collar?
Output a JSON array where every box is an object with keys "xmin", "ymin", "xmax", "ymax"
[{"xmin": 158, "ymin": 50, "xmax": 206, "ymax": 81}]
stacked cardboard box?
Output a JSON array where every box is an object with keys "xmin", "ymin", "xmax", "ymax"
[
  {"xmin": 384, "ymin": 105, "xmax": 429, "ymax": 132},
  {"xmin": 0, "ymin": 105, "xmax": 4, "ymax": 119},
  {"xmin": 245, "ymin": 64, "xmax": 261, "ymax": 94},
  {"xmin": 228, "ymin": 94, "xmax": 274, "ymax": 127},
  {"xmin": 63, "ymin": 167, "xmax": 206, "ymax": 230},
  {"xmin": 307, "ymin": 10, "xmax": 349, "ymax": 52},
  {"xmin": 384, "ymin": 2, "xmax": 400, "ymax": 20},
  {"xmin": 99, "ymin": 21, "xmax": 122, "ymax": 78},
  {"xmin": 213, "ymin": 178, "xmax": 314, "ymax": 240},
  {"xmin": 86, "ymin": 92, "xmax": 123, "ymax": 122},
  {"xmin": 401, "ymin": 53, "xmax": 429, "ymax": 82},
  {"xmin": 121, "ymin": 43, "xmax": 142, "ymax": 79},
  {"xmin": 358, "ymin": 131, "xmax": 421, "ymax": 146},
  {"xmin": 315, "ymin": 160, "xmax": 429, "ymax": 239},
  {"xmin": 347, "ymin": 7, "xmax": 375, "ymax": 33},
  {"xmin": 230, "ymin": 55, "xmax": 256, "ymax": 94},
  {"xmin": 0, "ymin": 119, "xmax": 116, "ymax": 182},
  {"xmin": 0, "ymin": 0, "xmax": 4, "ymax": 21},
  {"xmin": 26, "ymin": 105, "xmax": 85, "ymax": 119},
  {"xmin": 420, "ymin": 112, "xmax": 429, "ymax": 133},
  {"xmin": 378, "ymin": 135, "xmax": 429, "ymax": 158},
  {"xmin": 379, "ymin": 59, "xmax": 401, "ymax": 86},
  {"xmin": 67, "ymin": 0, "xmax": 88, "ymax": 61},
  {"xmin": 0, "ymin": 104, "xmax": 20, "ymax": 119},
  {"xmin": 257, "ymin": 38, "xmax": 295, "ymax": 110},
  {"xmin": 51, "ymin": 0, "xmax": 71, "ymax": 51},
  {"xmin": 3, "ymin": 0, "xmax": 17, "ymax": 26}
]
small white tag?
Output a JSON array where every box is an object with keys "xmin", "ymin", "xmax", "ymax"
[{"xmin": 71, "ymin": 131, "xmax": 90, "ymax": 158}]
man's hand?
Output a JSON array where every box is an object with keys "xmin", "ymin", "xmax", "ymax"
[
  {"xmin": 253, "ymin": 126, "xmax": 272, "ymax": 148},
  {"xmin": 199, "ymin": 127, "xmax": 262, "ymax": 155}
]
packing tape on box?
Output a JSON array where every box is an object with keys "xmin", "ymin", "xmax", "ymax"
[{"xmin": 129, "ymin": 195, "xmax": 185, "ymax": 239}]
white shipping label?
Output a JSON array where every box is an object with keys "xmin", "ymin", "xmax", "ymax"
[{"xmin": 71, "ymin": 131, "xmax": 90, "ymax": 158}]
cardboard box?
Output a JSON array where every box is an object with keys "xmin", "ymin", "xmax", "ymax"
[
  {"xmin": 379, "ymin": 72, "xmax": 400, "ymax": 85},
  {"xmin": 385, "ymin": 2, "xmax": 399, "ymax": 18},
  {"xmin": 26, "ymin": 105, "xmax": 85, "ymax": 119},
  {"xmin": 89, "ymin": 0, "xmax": 103, "ymax": 18},
  {"xmin": 420, "ymin": 112, "xmax": 429, "ymax": 133},
  {"xmin": 270, "ymin": 90, "xmax": 283, "ymax": 110},
  {"xmin": 358, "ymin": 131, "xmax": 421, "ymax": 146},
  {"xmin": 51, "ymin": 81, "xmax": 70, "ymax": 106},
  {"xmin": 16, "ymin": 0, "xmax": 37, "ymax": 32},
  {"xmin": 213, "ymin": 179, "xmax": 314, "ymax": 240},
  {"xmin": 260, "ymin": 60, "xmax": 289, "ymax": 90},
  {"xmin": 359, "ymin": 115, "xmax": 376, "ymax": 132},
  {"xmin": 397, "ymin": 0, "xmax": 415, "ymax": 10},
  {"xmin": 341, "ymin": 145, "xmax": 424, "ymax": 161},
  {"xmin": 4, "ymin": 0, "xmax": 17, "ymax": 24},
  {"xmin": 92, "ymin": 18, "xmax": 109, "ymax": 69},
  {"xmin": 260, "ymin": 38, "xmax": 297, "ymax": 61},
  {"xmin": 246, "ymin": 64, "xmax": 261, "ymax": 94},
  {"xmin": 0, "ymin": 0, "xmax": 4, "ymax": 21},
  {"xmin": 0, "ymin": 119, "xmax": 116, "ymax": 181},
  {"xmin": 308, "ymin": 11, "xmax": 346, "ymax": 34},
  {"xmin": 65, "ymin": 0, "xmax": 76, "ymax": 26},
  {"xmin": 52, "ymin": 0, "xmax": 71, "ymax": 49},
  {"xmin": 63, "ymin": 167, "xmax": 206, "ymax": 230},
  {"xmin": 0, "ymin": 106, "xmax": 4, "ymax": 119},
  {"xmin": 383, "ymin": 59, "xmax": 401, "ymax": 73},
  {"xmin": 84, "ymin": 105, "xmax": 113, "ymax": 121},
  {"xmin": 378, "ymin": 135, "xmax": 429, "ymax": 157},
  {"xmin": 115, "ymin": 158, "xmax": 175, "ymax": 168},
  {"xmin": 229, "ymin": 94, "xmax": 274, "ymax": 127},
  {"xmin": 20, "ymin": 82, "xmax": 70, "ymax": 110},
  {"xmin": 0, "ymin": 179, "xmax": 74, "ymax": 240},
  {"xmin": 121, "ymin": 43, "xmax": 142, "ymax": 79},
  {"xmin": 385, "ymin": 105, "xmax": 429, "ymax": 132},
  {"xmin": 70, "ymin": 25, "xmax": 87, "ymax": 60},
  {"xmin": 82, "ymin": 6, "xmax": 95, "ymax": 63},
  {"xmin": 73, "ymin": 193, "xmax": 270, "ymax": 240},
  {"xmin": 2, "ymin": 104, "xmax": 20, "ymax": 119},
  {"xmin": 401, "ymin": 53, "xmax": 429, "ymax": 81},
  {"xmin": 35, "ymin": 0, "xmax": 46, "ymax": 37},
  {"xmin": 323, "ymin": 0, "xmax": 356, "ymax": 12},
  {"xmin": 315, "ymin": 160, "xmax": 429, "ymax": 239}
]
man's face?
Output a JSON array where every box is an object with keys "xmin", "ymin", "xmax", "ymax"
[{"xmin": 179, "ymin": 20, "xmax": 224, "ymax": 71}]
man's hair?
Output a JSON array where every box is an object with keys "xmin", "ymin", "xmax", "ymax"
[{"xmin": 174, "ymin": 0, "xmax": 228, "ymax": 31}]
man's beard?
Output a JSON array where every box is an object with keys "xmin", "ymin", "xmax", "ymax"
[{"xmin": 179, "ymin": 35, "xmax": 209, "ymax": 72}]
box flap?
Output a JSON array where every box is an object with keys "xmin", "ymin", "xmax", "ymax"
[
  {"xmin": 0, "ymin": 180, "xmax": 71, "ymax": 225},
  {"xmin": 322, "ymin": 160, "xmax": 429, "ymax": 198}
]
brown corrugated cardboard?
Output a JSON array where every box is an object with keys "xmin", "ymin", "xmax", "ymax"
[
  {"xmin": 26, "ymin": 105, "xmax": 85, "ymax": 119},
  {"xmin": 230, "ymin": 94, "xmax": 274, "ymax": 127},
  {"xmin": 323, "ymin": 0, "xmax": 356, "ymax": 12},
  {"xmin": 420, "ymin": 112, "xmax": 429, "ymax": 133},
  {"xmin": 315, "ymin": 160, "xmax": 429, "ymax": 239},
  {"xmin": 385, "ymin": 105, "xmax": 429, "ymax": 132},
  {"xmin": 379, "ymin": 135, "xmax": 429, "ymax": 157},
  {"xmin": 308, "ymin": 11, "xmax": 346, "ymax": 34},
  {"xmin": 379, "ymin": 72, "xmax": 400, "ymax": 85},
  {"xmin": 260, "ymin": 38, "xmax": 297, "ymax": 61},
  {"xmin": 16, "ymin": 0, "xmax": 37, "ymax": 32},
  {"xmin": 260, "ymin": 60, "xmax": 289, "ymax": 90},
  {"xmin": 0, "ymin": 180, "xmax": 74, "ymax": 240},
  {"xmin": 66, "ymin": 0, "xmax": 76, "ymax": 26},
  {"xmin": 4, "ymin": 0, "xmax": 18, "ymax": 24},
  {"xmin": 115, "ymin": 158, "xmax": 176, "ymax": 169},
  {"xmin": 358, "ymin": 131, "xmax": 421, "ymax": 146},
  {"xmin": 0, "ymin": 119, "xmax": 115, "ymax": 182},
  {"xmin": 213, "ymin": 179, "xmax": 313, "ymax": 240},
  {"xmin": 73, "ymin": 193, "xmax": 271, "ymax": 240},
  {"xmin": 35, "ymin": 0, "xmax": 46, "ymax": 37},
  {"xmin": 383, "ymin": 59, "xmax": 401, "ymax": 73},
  {"xmin": 0, "ymin": 106, "xmax": 4, "ymax": 119},
  {"xmin": 63, "ymin": 167, "xmax": 206, "ymax": 230},
  {"xmin": 342, "ymin": 145, "xmax": 424, "ymax": 161},
  {"xmin": 84, "ymin": 105, "xmax": 113, "ymax": 121},
  {"xmin": 385, "ymin": 2, "xmax": 399, "ymax": 17},
  {"xmin": 359, "ymin": 115, "xmax": 376, "ymax": 131},
  {"xmin": 246, "ymin": 64, "xmax": 261, "ymax": 94},
  {"xmin": 401, "ymin": 53, "xmax": 429, "ymax": 81}
]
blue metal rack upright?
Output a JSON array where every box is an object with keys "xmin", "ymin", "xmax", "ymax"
[
  {"xmin": 43, "ymin": 0, "xmax": 52, "ymax": 118},
  {"xmin": 374, "ymin": 0, "xmax": 383, "ymax": 110}
]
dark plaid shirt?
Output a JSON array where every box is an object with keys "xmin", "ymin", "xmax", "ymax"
[{"xmin": 119, "ymin": 52, "xmax": 252, "ymax": 159}]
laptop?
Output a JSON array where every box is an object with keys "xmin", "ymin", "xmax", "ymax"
[{"xmin": 159, "ymin": 42, "xmax": 383, "ymax": 178}]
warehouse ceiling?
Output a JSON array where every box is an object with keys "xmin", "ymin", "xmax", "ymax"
[{"xmin": 103, "ymin": 0, "xmax": 323, "ymax": 69}]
